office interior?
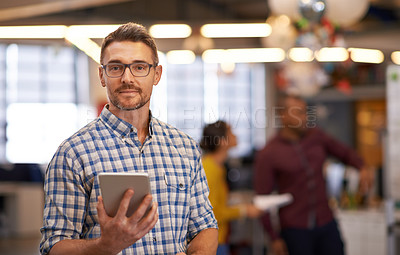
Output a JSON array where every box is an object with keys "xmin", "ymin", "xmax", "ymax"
[{"xmin": 0, "ymin": 0, "xmax": 399, "ymax": 254}]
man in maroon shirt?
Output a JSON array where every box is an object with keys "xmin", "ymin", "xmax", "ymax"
[{"xmin": 254, "ymin": 95, "xmax": 371, "ymax": 255}]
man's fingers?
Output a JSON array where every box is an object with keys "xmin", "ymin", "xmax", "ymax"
[
  {"xmin": 134, "ymin": 201, "xmax": 159, "ymax": 237},
  {"xmin": 129, "ymin": 194, "xmax": 153, "ymax": 222},
  {"xmin": 97, "ymin": 196, "xmax": 108, "ymax": 222},
  {"xmin": 115, "ymin": 189, "xmax": 134, "ymax": 218},
  {"xmin": 147, "ymin": 202, "xmax": 158, "ymax": 222},
  {"xmin": 149, "ymin": 203, "xmax": 159, "ymax": 226}
]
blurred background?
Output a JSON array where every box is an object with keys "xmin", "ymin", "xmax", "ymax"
[{"xmin": 0, "ymin": 0, "xmax": 399, "ymax": 254}]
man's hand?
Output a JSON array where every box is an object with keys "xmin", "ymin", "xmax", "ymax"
[
  {"xmin": 359, "ymin": 167, "xmax": 374, "ymax": 194},
  {"xmin": 272, "ymin": 238, "xmax": 288, "ymax": 255},
  {"xmin": 96, "ymin": 189, "xmax": 158, "ymax": 254}
]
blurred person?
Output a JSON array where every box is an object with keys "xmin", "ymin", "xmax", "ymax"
[
  {"xmin": 254, "ymin": 95, "xmax": 372, "ymax": 255},
  {"xmin": 40, "ymin": 22, "xmax": 218, "ymax": 255},
  {"xmin": 200, "ymin": 120, "xmax": 262, "ymax": 255}
]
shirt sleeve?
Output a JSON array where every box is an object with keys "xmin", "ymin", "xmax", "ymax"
[
  {"xmin": 186, "ymin": 148, "xmax": 218, "ymax": 242},
  {"xmin": 254, "ymin": 148, "xmax": 280, "ymax": 241},
  {"xmin": 320, "ymin": 129, "xmax": 364, "ymax": 169},
  {"xmin": 40, "ymin": 145, "xmax": 88, "ymax": 255}
]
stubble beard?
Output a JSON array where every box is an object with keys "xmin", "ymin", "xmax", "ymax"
[
  {"xmin": 108, "ymin": 86, "xmax": 150, "ymax": 111},
  {"xmin": 115, "ymin": 98, "xmax": 149, "ymax": 111}
]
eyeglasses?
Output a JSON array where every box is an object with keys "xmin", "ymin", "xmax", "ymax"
[{"xmin": 101, "ymin": 62, "xmax": 156, "ymax": 78}]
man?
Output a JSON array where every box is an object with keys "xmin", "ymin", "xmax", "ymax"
[
  {"xmin": 254, "ymin": 95, "xmax": 371, "ymax": 255},
  {"xmin": 40, "ymin": 23, "xmax": 218, "ymax": 255}
]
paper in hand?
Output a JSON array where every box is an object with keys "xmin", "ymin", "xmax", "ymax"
[{"xmin": 253, "ymin": 193, "xmax": 293, "ymax": 211}]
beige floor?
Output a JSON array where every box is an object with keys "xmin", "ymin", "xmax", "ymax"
[{"xmin": 0, "ymin": 235, "xmax": 41, "ymax": 255}]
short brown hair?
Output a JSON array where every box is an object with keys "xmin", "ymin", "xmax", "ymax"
[
  {"xmin": 100, "ymin": 22, "xmax": 159, "ymax": 65},
  {"xmin": 200, "ymin": 121, "xmax": 228, "ymax": 153}
]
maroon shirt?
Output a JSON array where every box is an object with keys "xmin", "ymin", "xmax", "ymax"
[{"xmin": 254, "ymin": 128, "xmax": 364, "ymax": 240}]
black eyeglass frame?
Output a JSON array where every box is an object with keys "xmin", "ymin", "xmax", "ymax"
[{"xmin": 101, "ymin": 62, "xmax": 157, "ymax": 78}]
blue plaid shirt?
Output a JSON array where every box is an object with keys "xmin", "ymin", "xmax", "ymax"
[{"xmin": 40, "ymin": 106, "xmax": 217, "ymax": 255}]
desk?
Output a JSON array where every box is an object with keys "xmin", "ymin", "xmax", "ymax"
[{"xmin": 0, "ymin": 182, "xmax": 43, "ymax": 237}]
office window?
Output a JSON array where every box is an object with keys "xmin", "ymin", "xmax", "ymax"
[
  {"xmin": 218, "ymin": 64, "xmax": 254, "ymax": 157},
  {"xmin": 1, "ymin": 43, "xmax": 93, "ymax": 164},
  {"xmin": 151, "ymin": 57, "xmax": 266, "ymax": 158},
  {"xmin": 217, "ymin": 63, "xmax": 266, "ymax": 157},
  {"xmin": 0, "ymin": 45, "xmax": 6, "ymax": 161},
  {"xmin": 165, "ymin": 57, "xmax": 205, "ymax": 141}
]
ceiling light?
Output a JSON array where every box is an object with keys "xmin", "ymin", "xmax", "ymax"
[
  {"xmin": 202, "ymin": 48, "xmax": 285, "ymax": 63},
  {"xmin": 0, "ymin": 25, "xmax": 67, "ymax": 39},
  {"xmin": 315, "ymin": 47, "xmax": 348, "ymax": 62},
  {"xmin": 65, "ymin": 35, "xmax": 100, "ymax": 63},
  {"xmin": 202, "ymin": 50, "xmax": 227, "ymax": 63},
  {"xmin": 288, "ymin": 47, "xmax": 314, "ymax": 62},
  {"xmin": 392, "ymin": 51, "xmax": 400, "ymax": 65},
  {"xmin": 67, "ymin": 25, "xmax": 121, "ymax": 38},
  {"xmin": 166, "ymin": 50, "xmax": 196, "ymax": 64},
  {"xmin": 220, "ymin": 62, "xmax": 236, "ymax": 74},
  {"xmin": 149, "ymin": 24, "xmax": 192, "ymax": 38},
  {"xmin": 349, "ymin": 48, "xmax": 384, "ymax": 64},
  {"xmin": 200, "ymin": 23, "xmax": 272, "ymax": 38}
]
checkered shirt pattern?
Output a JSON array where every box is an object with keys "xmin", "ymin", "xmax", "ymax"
[{"xmin": 40, "ymin": 106, "xmax": 217, "ymax": 255}]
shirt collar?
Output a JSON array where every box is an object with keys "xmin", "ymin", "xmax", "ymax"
[{"xmin": 100, "ymin": 104, "xmax": 154, "ymax": 138}]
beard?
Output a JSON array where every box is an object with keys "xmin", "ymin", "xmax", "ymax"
[{"xmin": 108, "ymin": 84, "xmax": 150, "ymax": 111}]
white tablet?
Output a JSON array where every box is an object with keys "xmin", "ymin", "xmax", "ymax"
[{"xmin": 98, "ymin": 172, "xmax": 152, "ymax": 217}]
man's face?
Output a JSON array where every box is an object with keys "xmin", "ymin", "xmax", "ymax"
[
  {"xmin": 281, "ymin": 97, "xmax": 308, "ymax": 133},
  {"xmin": 99, "ymin": 41, "xmax": 162, "ymax": 111}
]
